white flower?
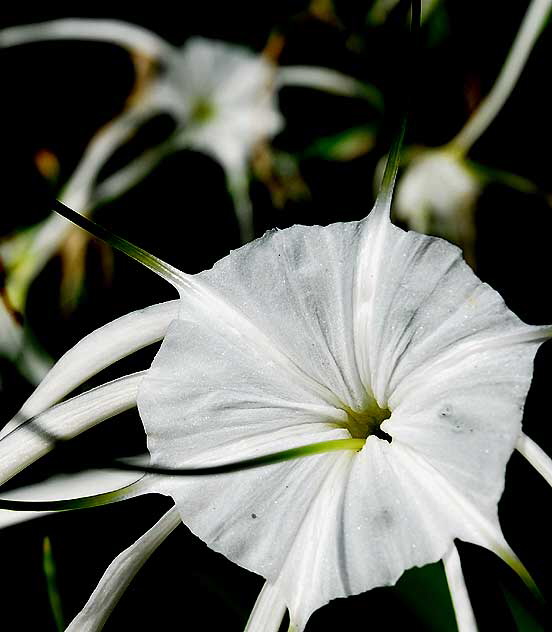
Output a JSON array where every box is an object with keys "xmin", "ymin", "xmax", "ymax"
[
  {"xmin": 394, "ymin": 148, "xmax": 480, "ymax": 239},
  {"xmin": 0, "ymin": 18, "xmax": 377, "ymax": 248},
  {"xmin": 2, "ymin": 180, "xmax": 552, "ymax": 631}
]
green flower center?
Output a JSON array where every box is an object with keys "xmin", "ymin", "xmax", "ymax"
[
  {"xmin": 341, "ymin": 402, "xmax": 391, "ymax": 441},
  {"xmin": 190, "ymin": 98, "xmax": 216, "ymax": 123}
]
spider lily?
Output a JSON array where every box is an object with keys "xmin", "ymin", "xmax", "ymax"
[
  {"xmin": 394, "ymin": 0, "xmax": 551, "ymax": 262},
  {"xmin": 2, "ymin": 131, "xmax": 552, "ymax": 631},
  {"xmin": 0, "ymin": 19, "xmax": 380, "ymax": 328}
]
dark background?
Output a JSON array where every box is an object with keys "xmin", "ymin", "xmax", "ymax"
[{"xmin": 1, "ymin": 2, "xmax": 552, "ymax": 630}]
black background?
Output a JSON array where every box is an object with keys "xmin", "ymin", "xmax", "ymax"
[{"xmin": 1, "ymin": 2, "xmax": 552, "ymax": 630}]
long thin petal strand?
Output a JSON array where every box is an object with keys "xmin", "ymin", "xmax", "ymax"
[
  {"xmin": 0, "ymin": 469, "xmax": 148, "ymax": 528},
  {"xmin": 516, "ymin": 432, "xmax": 552, "ymax": 487},
  {"xmin": 0, "ymin": 18, "xmax": 175, "ymax": 59},
  {"xmin": 66, "ymin": 507, "xmax": 181, "ymax": 632},
  {"xmin": 2, "ymin": 301, "xmax": 178, "ymax": 438},
  {"xmin": 443, "ymin": 545, "xmax": 478, "ymax": 632},
  {"xmin": 244, "ymin": 581, "xmax": 287, "ymax": 632},
  {"xmin": 0, "ymin": 372, "xmax": 144, "ymax": 487}
]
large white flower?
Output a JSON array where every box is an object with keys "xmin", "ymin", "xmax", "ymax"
[{"xmin": 2, "ymin": 177, "xmax": 552, "ymax": 630}]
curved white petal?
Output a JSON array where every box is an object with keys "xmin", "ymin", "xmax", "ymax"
[
  {"xmin": 66, "ymin": 507, "xmax": 180, "ymax": 632},
  {"xmin": 245, "ymin": 581, "xmax": 287, "ymax": 632},
  {"xmin": 0, "ymin": 372, "xmax": 144, "ymax": 487},
  {"xmin": 2, "ymin": 301, "xmax": 178, "ymax": 438},
  {"xmin": 277, "ymin": 66, "xmax": 382, "ymax": 107},
  {"xmin": 516, "ymin": 432, "xmax": 552, "ymax": 487},
  {"xmin": 0, "ymin": 468, "xmax": 148, "ymax": 528},
  {"xmin": 443, "ymin": 545, "xmax": 478, "ymax": 632},
  {"xmin": 0, "ymin": 18, "xmax": 175, "ymax": 59}
]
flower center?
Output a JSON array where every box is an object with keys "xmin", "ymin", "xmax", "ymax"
[
  {"xmin": 341, "ymin": 402, "xmax": 392, "ymax": 441},
  {"xmin": 190, "ymin": 98, "xmax": 216, "ymax": 123}
]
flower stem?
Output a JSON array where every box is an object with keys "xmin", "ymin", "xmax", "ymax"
[
  {"xmin": 43, "ymin": 537, "xmax": 64, "ymax": 632},
  {"xmin": 449, "ymin": 0, "xmax": 552, "ymax": 155}
]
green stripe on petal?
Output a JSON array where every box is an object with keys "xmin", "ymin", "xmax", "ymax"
[{"xmin": 108, "ymin": 438, "xmax": 365, "ymax": 477}]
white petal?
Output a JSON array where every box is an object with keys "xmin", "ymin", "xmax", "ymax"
[
  {"xmin": 0, "ymin": 18, "xmax": 175, "ymax": 59},
  {"xmin": 0, "ymin": 469, "xmax": 147, "ymax": 528},
  {"xmin": 443, "ymin": 545, "xmax": 478, "ymax": 632},
  {"xmin": 387, "ymin": 325, "xmax": 543, "ymax": 520},
  {"xmin": 192, "ymin": 221, "xmax": 370, "ymax": 408},
  {"xmin": 244, "ymin": 581, "xmax": 287, "ymax": 632},
  {"xmin": 355, "ymin": 223, "xmax": 547, "ymax": 404},
  {"xmin": 66, "ymin": 507, "xmax": 180, "ymax": 632},
  {"xmin": 277, "ymin": 66, "xmax": 381, "ymax": 106},
  {"xmin": 516, "ymin": 432, "xmax": 552, "ymax": 487},
  {"xmin": 0, "ymin": 372, "xmax": 144, "ymax": 487},
  {"xmin": 2, "ymin": 301, "xmax": 178, "ymax": 438}
]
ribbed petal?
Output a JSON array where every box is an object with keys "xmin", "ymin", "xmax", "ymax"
[
  {"xmin": 66, "ymin": 507, "xmax": 180, "ymax": 632},
  {"xmin": 2, "ymin": 301, "xmax": 177, "ymax": 438},
  {"xmin": 0, "ymin": 372, "xmax": 143, "ymax": 486}
]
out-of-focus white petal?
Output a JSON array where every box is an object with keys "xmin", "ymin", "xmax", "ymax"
[
  {"xmin": 0, "ymin": 372, "xmax": 143, "ymax": 487},
  {"xmin": 277, "ymin": 66, "xmax": 382, "ymax": 108},
  {"xmin": 66, "ymin": 507, "xmax": 181, "ymax": 632},
  {"xmin": 394, "ymin": 150, "xmax": 479, "ymax": 236},
  {"xmin": 443, "ymin": 545, "xmax": 478, "ymax": 632},
  {"xmin": 244, "ymin": 581, "xmax": 287, "ymax": 632},
  {"xmin": 0, "ymin": 18, "xmax": 175, "ymax": 59},
  {"xmin": 2, "ymin": 301, "xmax": 178, "ymax": 438},
  {"xmin": 0, "ymin": 469, "xmax": 147, "ymax": 528},
  {"xmin": 0, "ymin": 299, "xmax": 22, "ymax": 360}
]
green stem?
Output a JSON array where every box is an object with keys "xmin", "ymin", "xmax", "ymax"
[{"xmin": 43, "ymin": 537, "xmax": 64, "ymax": 632}]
